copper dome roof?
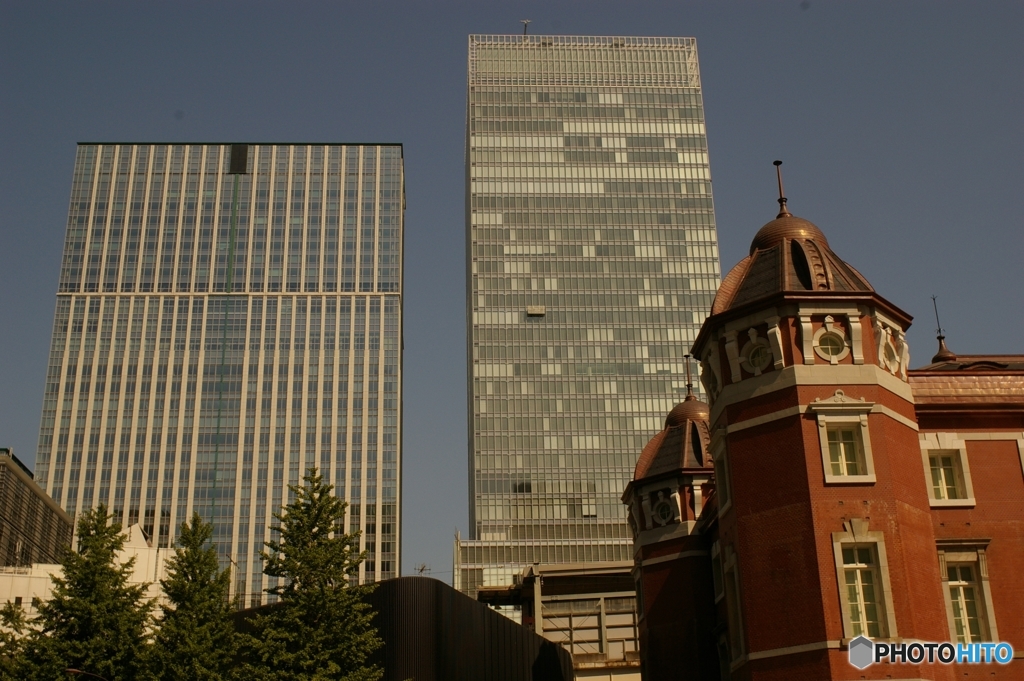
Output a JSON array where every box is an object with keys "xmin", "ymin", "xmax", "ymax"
[
  {"xmin": 665, "ymin": 394, "xmax": 710, "ymax": 428},
  {"xmin": 711, "ymin": 207, "xmax": 873, "ymax": 316},
  {"xmin": 750, "ymin": 215, "xmax": 829, "ymax": 255},
  {"xmin": 633, "ymin": 394, "xmax": 712, "ymax": 481}
]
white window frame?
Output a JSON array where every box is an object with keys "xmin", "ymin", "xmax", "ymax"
[
  {"xmin": 826, "ymin": 426, "xmax": 867, "ymax": 476},
  {"xmin": 809, "ymin": 391, "xmax": 876, "ymax": 484},
  {"xmin": 947, "ymin": 564, "xmax": 987, "ymax": 643},
  {"xmin": 711, "ymin": 541, "xmax": 725, "ymax": 604},
  {"xmin": 634, "ymin": 570, "xmax": 645, "ymax": 620},
  {"xmin": 711, "ymin": 427, "xmax": 732, "ymax": 515},
  {"xmin": 812, "ymin": 315, "xmax": 852, "ymax": 364},
  {"xmin": 722, "ymin": 546, "xmax": 745, "ymax": 664},
  {"xmin": 919, "ymin": 433, "xmax": 976, "ymax": 507},
  {"xmin": 832, "ymin": 519, "xmax": 899, "ymax": 641},
  {"xmin": 938, "ymin": 542, "xmax": 999, "ymax": 644},
  {"xmin": 739, "ymin": 328, "xmax": 772, "ymax": 377},
  {"xmin": 717, "ymin": 636, "xmax": 732, "ymax": 681},
  {"xmin": 840, "ymin": 544, "xmax": 887, "ymax": 638}
]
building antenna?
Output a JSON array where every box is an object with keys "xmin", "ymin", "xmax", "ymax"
[
  {"xmin": 773, "ymin": 160, "xmax": 791, "ymax": 217},
  {"xmin": 521, "ymin": 19, "xmax": 531, "ymax": 35}
]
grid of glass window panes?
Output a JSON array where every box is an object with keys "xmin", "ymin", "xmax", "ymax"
[
  {"xmin": 460, "ymin": 36, "xmax": 720, "ymax": 596},
  {"xmin": 36, "ymin": 144, "xmax": 403, "ymax": 606},
  {"xmin": 55, "ymin": 144, "xmax": 402, "ymax": 295}
]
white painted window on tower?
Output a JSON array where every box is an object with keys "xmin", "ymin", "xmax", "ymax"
[
  {"xmin": 842, "ymin": 545, "xmax": 886, "ymax": 638},
  {"xmin": 920, "ymin": 434, "xmax": 976, "ymax": 507},
  {"xmin": 948, "ymin": 564, "xmax": 987, "ymax": 643},
  {"xmin": 810, "ymin": 391, "xmax": 877, "ymax": 484},
  {"xmin": 930, "ymin": 453, "xmax": 965, "ymax": 500},
  {"xmin": 828, "ymin": 427, "xmax": 864, "ymax": 476}
]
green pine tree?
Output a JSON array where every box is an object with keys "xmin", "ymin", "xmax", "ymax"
[
  {"xmin": 0, "ymin": 601, "xmax": 27, "ymax": 681},
  {"xmin": 237, "ymin": 468, "xmax": 382, "ymax": 681},
  {"xmin": 22, "ymin": 505, "xmax": 154, "ymax": 681},
  {"xmin": 151, "ymin": 512, "xmax": 237, "ymax": 681}
]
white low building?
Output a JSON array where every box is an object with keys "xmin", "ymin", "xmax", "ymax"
[{"xmin": 0, "ymin": 524, "xmax": 172, "ymax": 616}]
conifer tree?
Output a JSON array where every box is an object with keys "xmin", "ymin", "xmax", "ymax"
[
  {"xmin": 22, "ymin": 505, "xmax": 154, "ymax": 681},
  {"xmin": 151, "ymin": 512, "xmax": 237, "ymax": 681},
  {"xmin": 0, "ymin": 601, "xmax": 27, "ymax": 681},
  {"xmin": 237, "ymin": 468, "xmax": 382, "ymax": 681}
]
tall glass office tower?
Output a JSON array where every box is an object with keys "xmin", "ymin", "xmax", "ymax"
[
  {"xmin": 35, "ymin": 143, "xmax": 403, "ymax": 605},
  {"xmin": 457, "ymin": 36, "xmax": 721, "ymax": 597}
]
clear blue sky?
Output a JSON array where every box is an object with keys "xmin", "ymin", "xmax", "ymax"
[{"xmin": 1, "ymin": 1, "xmax": 1021, "ymax": 581}]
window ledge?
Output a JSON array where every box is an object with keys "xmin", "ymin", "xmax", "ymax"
[
  {"xmin": 929, "ymin": 498, "xmax": 976, "ymax": 508},
  {"xmin": 838, "ymin": 637, "xmax": 900, "ymax": 648},
  {"xmin": 824, "ymin": 474, "xmax": 877, "ymax": 485}
]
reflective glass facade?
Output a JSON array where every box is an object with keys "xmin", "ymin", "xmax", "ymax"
[
  {"xmin": 36, "ymin": 143, "xmax": 403, "ymax": 606},
  {"xmin": 458, "ymin": 36, "xmax": 720, "ymax": 596}
]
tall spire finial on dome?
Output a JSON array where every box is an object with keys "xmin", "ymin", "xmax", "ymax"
[
  {"xmin": 683, "ymin": 354, "xmax": 696, "ymax": 401},
  {"xmin": 773, "ymin": 160, "xmax": 792, "ymax": 218},
  {"xmin": 931, "ymin": 295, "xmax": 945, "ymax": 337},
  {"xmin": 931, "ymin": 295, "xmax": 957, "ymax": 363}
]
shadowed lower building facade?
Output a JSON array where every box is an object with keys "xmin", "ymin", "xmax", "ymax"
[
  {"xmin": 456, "ymin": 34, "xmax": 722, "ymax": 614},
  {"xmin": 478, "ymin": 561, "xmax": 642, "ymax": 680},
  {"xmin": 623, "ymin": 192, "xmax": 1024, "ymax": 679},
  {"xmin": 0, "ymin": 448, "xmax": 72, "ymax": 567},
  {"xmin": 34, "ymin": 143, "xmax": 403, "ymax": 606}
]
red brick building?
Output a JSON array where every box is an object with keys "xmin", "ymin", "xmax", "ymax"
[{"xmin": 623, "ymin": 196, "xmax": 1024, "ymax": 680}]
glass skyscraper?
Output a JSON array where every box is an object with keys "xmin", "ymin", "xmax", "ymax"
[
  {"xmin": 457, "ymin": 36, "xmax": 721, "ymax": 596},
  {"xmin": 35, "ymin": 143, "xmax": 403, "ymax": 605}
]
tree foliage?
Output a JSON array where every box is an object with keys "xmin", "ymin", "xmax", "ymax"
[
  {"xmin": 238, "ymin": 468, "xmax": 382, "ymax": 680},
  {"xmin": 0, "ymin": 601, "xmax": 27, "ymax": 681},
  {"xmin": 0, "ymin": 473, "xmax": 381, "ymax": 679},
  {"xmin": 22, "ymin": 505, "xmax": 154, "ymax": 681},
  {"xmin": 152, "ymin": 512, "xmax": 237, "ymax": 681}
]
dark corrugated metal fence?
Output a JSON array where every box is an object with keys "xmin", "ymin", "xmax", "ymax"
[
  {"xmin": 232, "ymin": 576, "xmax": 574, "ymax": 681},
  {"xmin": 367, "ymin": 577, "xmax": 573, "ymax": 681}
]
